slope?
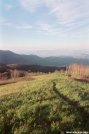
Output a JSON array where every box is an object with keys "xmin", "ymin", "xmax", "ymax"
[{"xmin": 0, "ymin": 73, "xmax": 89, "ymax": 133}]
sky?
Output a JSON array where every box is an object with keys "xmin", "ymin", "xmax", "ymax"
[{"xmin": 0, "ymin": 0, "xmax": 89, "ymax": 54}]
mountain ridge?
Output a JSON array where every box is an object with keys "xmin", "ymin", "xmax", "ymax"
[{"xmin": 0, "ymin": 50, "xmax": 89, "ymax": 66}]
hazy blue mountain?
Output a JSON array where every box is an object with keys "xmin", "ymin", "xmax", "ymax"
[
  {"xmin": 0, "ymin": 50, "xmax": 89, "ymax": 66},
  {"xmin": 0, "ymin": 50, "xmax": 42, "ymax": 65}
]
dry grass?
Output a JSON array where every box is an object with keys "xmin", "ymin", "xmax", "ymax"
[{"xmin": 68, "ymin": 63, "xmax": 89, "ymax": 79}]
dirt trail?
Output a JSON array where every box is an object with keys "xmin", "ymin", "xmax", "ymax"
[{"xmin": 52, "ymin": 81, "xmax": 89, "ymax": 129}]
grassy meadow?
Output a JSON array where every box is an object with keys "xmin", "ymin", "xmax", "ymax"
[{"xmin": 0, "ymin": 73, "xmax": 89, "ymax": 134}]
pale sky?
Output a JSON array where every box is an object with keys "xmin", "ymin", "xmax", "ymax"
[{"xmin": 0, "ymin": 0, "xmax": 89, "ymax": 54}]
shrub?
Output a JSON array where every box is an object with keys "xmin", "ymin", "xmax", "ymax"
[
  {"xmin": 0, "ymin": 72, "xmax": 10, "ymax": 80},
  {"xmin": 28, "ymin": 70, "xmax": 31, "ymax": 73},
  {"xmin": 10, "ymin": 70, "xmax": 27, "ymax": 78}
]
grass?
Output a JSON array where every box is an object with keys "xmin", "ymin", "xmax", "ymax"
[{"xmin": 0, "ymin": 73, "xmax": 89, "ymax": 134}]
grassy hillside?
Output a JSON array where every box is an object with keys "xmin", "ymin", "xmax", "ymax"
[{"xmin": 0, "ymin": 73, "xmax": 89, "ymax": 133}]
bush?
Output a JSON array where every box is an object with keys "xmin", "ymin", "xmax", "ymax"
[
  {"xmin": 10, "ymin": 70, "xmax": 27, "ymax": 78},
  {"xmin": 0, "ymin": 72, "xmax": 10, "ymax": 80},
  {"xmin": 28, "ymin": 70, "xmax": 31, "ymax": 73}
]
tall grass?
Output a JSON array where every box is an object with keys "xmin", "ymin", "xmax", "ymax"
[{"xmin": 68, "ymin": 63, "xmax": 89, "ymax": 78}]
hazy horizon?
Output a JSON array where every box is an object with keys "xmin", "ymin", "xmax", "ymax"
[
  {"xmin": 0, "ymin": 49, "xmax": 89, "ymax": 57},
  {"xmin": 0, "ymin": 0, "xmax": 89, "ymax": 53}
]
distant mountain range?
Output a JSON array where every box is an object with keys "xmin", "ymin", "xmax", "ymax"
[{"xmin": 0, "ymin": 50, "xmax": 89, "ymax": 66}]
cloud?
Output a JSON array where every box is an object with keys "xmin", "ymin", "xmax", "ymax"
[
  {"xmin": 5, "ymin": 4, "xmax": 13, "ymax": 10},
  {"xmin": 36, "ymin": 21, "xmax": 70, "ymax": 36},
  {"xmin": 15, "ymin": 24, "xmax": 32, "ymax": 29},
  {"xmin": 0, "ymin": 17, "xmax": 32, "ymax": 30},
  {"xmin": 36, "ymin": 21, "xmax": 61, "ymax": 35},
  {"xmin": 0, "ymin": 17, "xmax": 12, "ymax": 26},
  {"xmin": 19, "ymin": 0, "xmax": 89, "ymax": 24},
  {"xmin": 37, "ymin": 22, "xmax": 55, "ymax": 33},
  {"xmin": 19, "ymin": 0, "xmax": 89, "ymax": 37},
  {"xmin": 0, "ymin": 17, "xmax": 6, "ymax": 23},
  {"xmin": 1, "ymin": 0, "xmax": 89, "ymax": 38},
  {"xmin": 36, "ymin": 19, "xmax": 89, "ymax": 38},
  {"xmin": 19, "ymin": 0, "xmax": 42, "ymax": 12}
]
